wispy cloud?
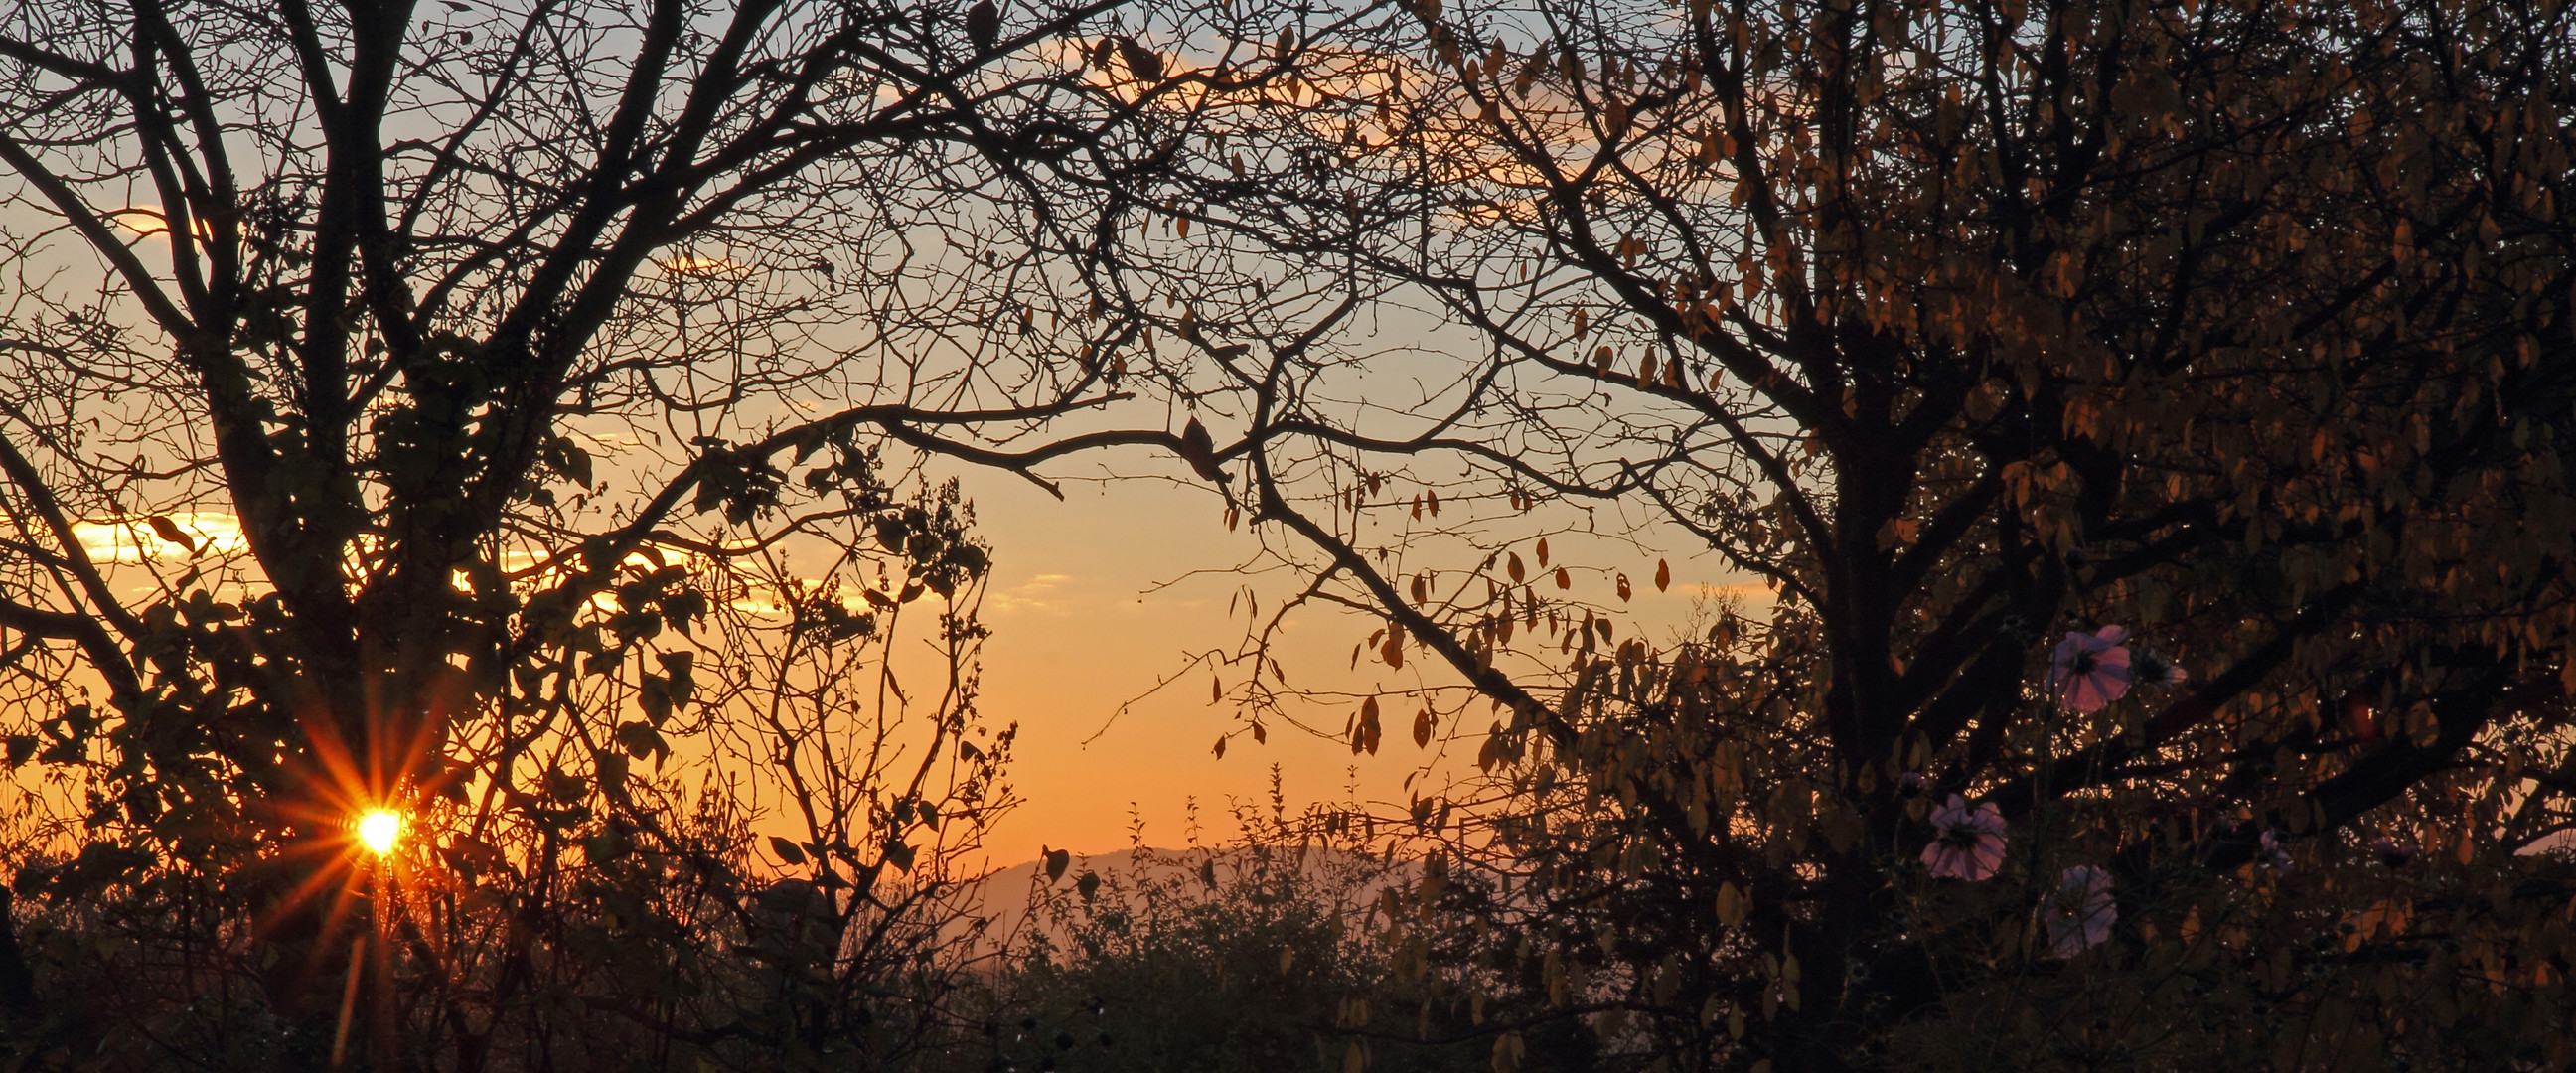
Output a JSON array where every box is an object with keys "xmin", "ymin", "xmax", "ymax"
[
  {"xmin": 72, "ymin": 513, "xmax": 245, "ymax": 563},
  {"xmin": 988, "ymin": 572, "xmax": 1072, "ymax": 616}
]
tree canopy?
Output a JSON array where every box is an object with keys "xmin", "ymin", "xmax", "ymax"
[
  {"xmin": 0, "ymin": 0, "xmax": 1225, "ymax": 1062},
  {"xmin": 1137, "ymin": 0, "xmax": 2576, "ymax": 1067},
  {"xmin": 5, "ymin": 0, "xmax": 2576, "ymax": 1069}
]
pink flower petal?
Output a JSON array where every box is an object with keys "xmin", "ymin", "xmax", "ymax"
[
  {"xmin": 2059, "ymin": 670, "xmax": 2133, "ymax": 712},
  {"xmin": 1968, "ymin": 837, "xmax": 2006, "ymax": 879},
  {"xmin": 1970, "ymin": 802, "xmax": 2005, "ymax": 835},
  {"xmin": 1924, "ymin": 797, "xmax": 2009, "ymax": 880},
  {"xmin": 2045, "ymin": 867, "xmax": 2119, "ymax": 957}
]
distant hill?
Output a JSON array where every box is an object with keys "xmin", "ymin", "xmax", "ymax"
[{"xmin": 944, "ymin": 844, "xmax": 1406, "ymax": 956}]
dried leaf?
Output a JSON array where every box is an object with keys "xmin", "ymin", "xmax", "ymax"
[
  {"xmin": 1117, "ymin": 37, "xmax": 1163, "ymax": 82},
  {"xmin": 146, "ymin": 515, "xmax": 197, "ymax": 554},
  {"xmin": 1177, "ymin": 417, "xmax": 1227, "ymax": 482}
]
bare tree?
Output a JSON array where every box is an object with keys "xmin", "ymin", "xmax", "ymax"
[{"xmin": 0, "ymin": 0, "xmax": 1347, "ymax": 1064}]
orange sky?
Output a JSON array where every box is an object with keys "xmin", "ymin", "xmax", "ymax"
[
  {"xmin": 949, "ymin": 454, "xmax": 1743, "ymax": 862},
  {"xmin": 0, "ymin": 202, "xmax": 1752, "ymax": 872},
  {"xmin": 4, "ymin": 449, "xmax": 1741, "ymax": 868}
]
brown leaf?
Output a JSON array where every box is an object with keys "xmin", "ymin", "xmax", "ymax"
[
  {"xmin": 146, "ymin": 515, "xmax": 198, "ymax": 554},
  {"xmin": 1655, "ymin": 558, "xmax": 1671, "ymax": 591},
  {"xmin": 1555, "ymin": 566, "xmax": 1571, "ymax": 590},
  {"xmin": 1177, "ymin": 417, "xmax": 1227, "ymax": 483},
  {"xmin": 1117, "ymin": 36, "xmax": 1163, "ymax": 82}
]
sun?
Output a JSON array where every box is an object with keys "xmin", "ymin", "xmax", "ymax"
[{"xmin": 357, "ymin": 810, "xmax": 403, "ymax": 855}]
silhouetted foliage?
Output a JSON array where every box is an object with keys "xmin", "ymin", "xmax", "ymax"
[
  {"xmin": 9, "ymin": 0, "xmax": 2576, "ymax": 1069},
  {"xmin": 1130, "ymin": 0, "xmax": 2576, "ymax": 1068},
  {"xmin": 0, "ymin": 0, "xmax": 1230, "ymax": 1065},
  {"xmin": 957, "ymin": 786, "xmax": 1548, "ymax": 1073}
]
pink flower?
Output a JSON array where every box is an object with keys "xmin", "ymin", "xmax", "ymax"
[
  {"xmin": 2258, "ymin": 830, "xmax": 2293, "ymax": 876},
  {"xmin": 1921, "ymin": 794, "xmax": 2006, "ymax": 880},
  {"xmin": 2050, "ymin": 626, "xmax": 2134, "ymax": 712},
  {"xmin": 2371, "ymin": 837, "xmax": 2419, "ymax": 869},
  {"xmin": 2043, "ymin": 865, "xmax": 2116, "ymax": 958}
]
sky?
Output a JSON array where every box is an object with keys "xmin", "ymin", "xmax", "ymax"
[
  {"xmin": 0, "ymin": 127, "xmax": 1751, "ymax": 875},
  {"xmin": 8, "ymin": 402, "xmax": 1740, "ymax": 871},
  {"xmin": 946, "ymin": 450, "xmax": 1741, "ymax": 862}
]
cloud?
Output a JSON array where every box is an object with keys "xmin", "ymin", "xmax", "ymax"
[
  {"xmin": 987, "ymin": 572, "xmax": 1072, "ymax": 616},
  {"xmin": 72, "ymin": 512, "xmax": 246, "ymax": 563},
  {"xmin": 1683, "ymin": 580, "xmax": 1775, "ymax": 607}
]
